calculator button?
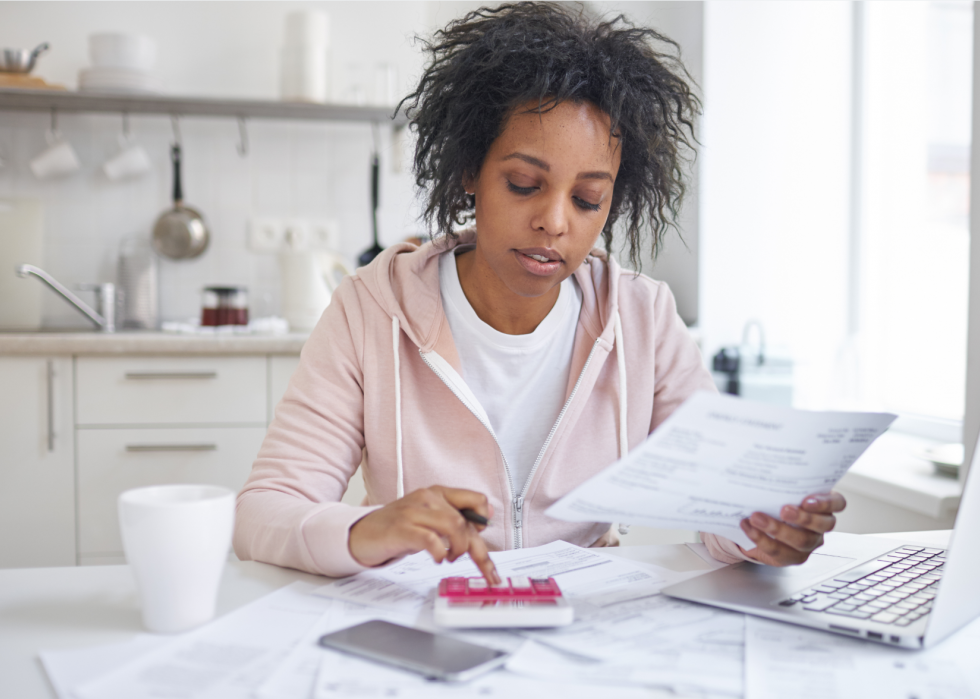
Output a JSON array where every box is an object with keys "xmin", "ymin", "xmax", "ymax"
[
  {"xmin": 468, "ymin": 579, "xmax": 488, "ymax": 589},
  {"xmin": 510, "ymin": 576, "xmax": 532, "ymax": 589}
]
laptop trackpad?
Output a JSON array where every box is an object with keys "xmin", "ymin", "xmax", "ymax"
[
  {"xmin": 752, "ymin": 552, "xmax": 857, "ymax": 581},
  {"xmin": 663, "ymin": 552, "xmax": 859, "ymax": 607}
]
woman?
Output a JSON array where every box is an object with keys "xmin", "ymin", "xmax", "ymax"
[{"xmin": 234, "ymin": 2, "xmax": 844, "ymax": 582}]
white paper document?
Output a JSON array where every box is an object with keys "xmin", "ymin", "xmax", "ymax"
[
  {"xmin": 520, "ymin": 590, "xmax": 744, "ymax": 695},
  {"xmin": 255, "ymin": 596, "xmax": 417, "ymax": 699},
  {"xmin": 547, "ymin": 391, "xmax": 896, "ymax": 548},
  {"xmin": 74, "ymin": 582, "xmax": 333, "ymax": 699},
  {"xmin": 313, "ymin": 643, "xmax": 653, "ymax": 699},
  {"xmin": 746, "ymin": 616, "xmax": 980, "ymax": 699},
  {"xmin": 39, "ymin": 635, "xmax": 168, "ymax": 699}
]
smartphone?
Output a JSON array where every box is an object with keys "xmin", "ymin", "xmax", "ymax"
[{"xmin": 317, "ymin": 619, "xmax": 509, "ymax": 682}]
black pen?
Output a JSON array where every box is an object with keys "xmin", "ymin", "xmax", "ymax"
[{"xmin": 459, "ymin": 508, "xmax": 489, "ymax": 526}]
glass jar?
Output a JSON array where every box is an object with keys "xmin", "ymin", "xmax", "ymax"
[{"xmin": 201, "ymin": 286, "xmax": 248, "ymax": 327}]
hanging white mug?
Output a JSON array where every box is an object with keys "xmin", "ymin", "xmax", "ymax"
[
  {"xmin": 104, "ymin": 134, "xmax": 151, "ymax": 181},
  {"xmin": 30, "ymin": 130, "xmax": 81, "ymax": 179}
]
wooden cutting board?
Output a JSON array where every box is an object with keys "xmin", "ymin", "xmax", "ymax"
[{"xmin": 0, "ymin": 73, "xmax": 65, "ymax": 90}]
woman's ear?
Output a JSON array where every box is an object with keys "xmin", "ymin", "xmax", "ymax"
[{"xmin": 462, "ymin": 173, "xmax": 475, "ymax": 195}]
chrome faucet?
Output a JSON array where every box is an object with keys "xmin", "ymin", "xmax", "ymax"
[{"xmin": 16, "ymin": 264, "xmax": 116, "ymax": 332}]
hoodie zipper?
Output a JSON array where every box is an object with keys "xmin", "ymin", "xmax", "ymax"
[
  {"xmin": 419, "ymin": 351, "xmax": 522, "ymax": 548},
  {"xmin": 420, "ymin": 338, "xmax": 601, "ymax": 549}
]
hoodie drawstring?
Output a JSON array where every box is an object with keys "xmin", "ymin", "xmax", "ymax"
[
  {"xmin": 615, "ymin": 311, "xmax": 631, "ymax": 536},
  {"xmin": 614, "ymin": 311, "xmax": 628, "ymax": 459},
  {"xmin": 392, "ymin": 316, "xmax": 404, "ymax": 499}
]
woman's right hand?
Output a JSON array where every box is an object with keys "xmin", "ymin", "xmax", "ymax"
[{"xmin": 348, "ymin": 486, "xmax": 500, "ymax": 584}]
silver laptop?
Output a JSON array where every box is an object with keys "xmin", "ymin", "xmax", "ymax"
[{"xmin": 661, "ymin": 431, "xmax": 980, "ymax": 649}]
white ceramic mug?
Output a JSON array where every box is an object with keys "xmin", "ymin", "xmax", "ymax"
[
  {"xmin": 118, "ymin": 484, "xmax": 235, "ymax": 634},
  {"xmin": 103, "ymin": 136, "xmax": 151, "ymax": 180},
  {"xmin": 29, "ymin": 131, "xmax": 81, "ymax": 179}
]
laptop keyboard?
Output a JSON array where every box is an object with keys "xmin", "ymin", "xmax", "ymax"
[{"xmin": 777, "ymin": 546, "xmax": 946, "ymax": 626}]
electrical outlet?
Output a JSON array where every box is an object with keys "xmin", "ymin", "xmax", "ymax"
[
  {"xmin": 247, "ymin": 217, "xmax": 285, "ymax": 252},
  {"xmin": 281, "ymin": 219, "xmax": 309, "ymax": 249},
  {"xmin": 308, "ymin": 219, "xmax": 339, "ymax": 249},
  {"xmin": 248, "ymin": 217, "xmax": 340, "ymax": 252}
]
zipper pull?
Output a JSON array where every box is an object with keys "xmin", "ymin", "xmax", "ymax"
[{"xmin": 514, "ymin": 496, "xmax": 524, "ymax": 527}]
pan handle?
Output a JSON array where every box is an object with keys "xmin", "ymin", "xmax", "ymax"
[{"xmin": 171, "ymin": 144, "xmax": 183, "ymax": 204}]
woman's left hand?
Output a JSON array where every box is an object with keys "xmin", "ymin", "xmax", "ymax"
[{"xmin": 738, "ymin": 491, "xmax": 847, "ymax": 566}]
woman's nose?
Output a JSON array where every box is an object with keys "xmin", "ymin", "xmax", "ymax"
[{"xmin": 530, "ymin": 192, "xmax": 569, "ymax": 237}]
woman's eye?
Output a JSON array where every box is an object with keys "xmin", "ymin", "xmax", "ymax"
[
  {"xmin": 574, "ymin": 196, "xmax": 601, "ymax": 213},
  {"xmin": 506, "ymin": 181, "xmax": 536, "ymax": 196}
]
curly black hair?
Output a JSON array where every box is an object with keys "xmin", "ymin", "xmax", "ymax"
[{"xmin": 399, "ymin": 1, "xmax": 700, "ymax": 268}]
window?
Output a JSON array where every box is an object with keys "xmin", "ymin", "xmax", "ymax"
[{"xmin": 853, "ymin": 1, "xmax": 972, "ymax": 423}]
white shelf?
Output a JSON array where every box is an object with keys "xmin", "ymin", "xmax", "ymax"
[{"xmin": 0, "ymin": 88, "xmax": 407, "ymax": 124}]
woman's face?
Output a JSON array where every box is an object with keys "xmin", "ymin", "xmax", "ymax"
[{"xmin": 466, "ymin": 99, "xmax": 622, "ymax": 304}]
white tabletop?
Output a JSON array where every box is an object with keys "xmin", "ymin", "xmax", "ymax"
[{"xmin": 0, "ymin": 531, "xmax": 952, "ymax": 698}]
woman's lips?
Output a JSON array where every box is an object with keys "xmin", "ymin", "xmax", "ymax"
[{"xmin": 515, "ymin": 249, "xmax": 562, "ymax": 276}]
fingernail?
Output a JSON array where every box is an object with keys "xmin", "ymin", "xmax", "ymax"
[
  {"xmin": 805, "ymin": 497, "xmax": 819, "ymax": 506},
  {"xmin": 750, "ymin": 512, "xmax": 768, "ymax": 528},
  {"xmin": 740, "ymin": 519, "xmax": 751, "ymax": 532},
  {"xmin": 782, "ymin": 505, "xmax": 798, "ymax": 521}
]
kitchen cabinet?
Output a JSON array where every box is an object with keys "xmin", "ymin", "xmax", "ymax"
[
  {"xmin": 77, "ymin": 426, "xmax": 265, "ymax": 563},
  {"xmin": 74, "ymin": 356, "xmax": 269, "ymax": 565},
  {"xmin": 76, "ymin": 356, "xmax": 268, "ymax": 426},
  {"xmin": 0, "ymin": 357, "xmax": 75, "ymax": 568}
]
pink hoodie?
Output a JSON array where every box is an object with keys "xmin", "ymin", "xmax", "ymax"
[{"xmin": 234, "ymin": 232, "xmax": 747, "ymax": 576}]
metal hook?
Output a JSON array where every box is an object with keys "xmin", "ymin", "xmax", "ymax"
[
  {"xmin": 49, "ymin": 108, "xmax": 58, "ymax": 136},
  {"xmin": 170, "ymin": 115, "xmax": 182, "ymax": 147},
  {"xmin": 236, "ymin": 117, "xmax": 249, "ymax": 157},
  {"xmin": 371, "ymin": 122, "xmax": 380, "ymax": 156},
  {"xmin": 121, "ymin": 112, "xmax": 131, "ymax": 141}
]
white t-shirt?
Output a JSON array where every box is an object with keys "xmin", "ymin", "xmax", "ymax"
[{"xmin": 439, "ymin": 249, "xmax": 583, "ymax": 492}]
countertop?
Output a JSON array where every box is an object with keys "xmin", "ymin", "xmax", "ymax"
[{"xmin": 0, "ymin": 331, "xmax": 308, "ymax": 355}]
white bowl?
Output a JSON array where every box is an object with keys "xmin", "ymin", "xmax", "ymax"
[{"xmin": 89, "ymin": 32, "xmax": 156, "ymax": 71}]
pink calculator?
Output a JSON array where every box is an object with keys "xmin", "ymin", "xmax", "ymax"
[{"xmin": 434, "ymin": 576, "xmax": 574, "ymax": 628}]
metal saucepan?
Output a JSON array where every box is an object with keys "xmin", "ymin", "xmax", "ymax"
[
  {"xmin": 152, "ymin": 144, "xmax": 209, "ymax": 260},
  {"xmin": 0, "ymin": 43, "xmax": 49, "ymax": 74}
]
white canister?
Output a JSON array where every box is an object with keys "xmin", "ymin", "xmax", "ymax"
[
  {"xmin": 280, "ymin": 45, "xmax": 329, "ymax": 103},
  {"xmin": 280, "ymin": 10, "xmax": 329, "ymax": 103}
]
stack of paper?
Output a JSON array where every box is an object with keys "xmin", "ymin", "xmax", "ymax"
[
  {"xmin": 40, "ymin": 538, "xmax": 980, "ymax": 699},
  {"xmin": 40, "ymin": 541, "xmax": 743, "ymax": 699}
]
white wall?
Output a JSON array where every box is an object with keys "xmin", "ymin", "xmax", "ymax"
[
  {"xmin": 699, "ymin": 1, "xmax": 853, "ymax": 408},
  {"xmin": 589, "ymin": 1, "xmax": 704, "ymax": 325},
  {"xmin": 0, "ymin": 1, "xmax": 433, "ymax": 326}
]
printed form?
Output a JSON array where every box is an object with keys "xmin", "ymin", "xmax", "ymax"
[
  {"xmin": 746, "ymin": 615, "xmax": 980, "ymax": 699},
  {"xmin": 547, "ymin": 392, "xmax": 895, "ymax": 548}
]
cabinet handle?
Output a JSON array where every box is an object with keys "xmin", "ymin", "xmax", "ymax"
[
  {"xmin": 46, "ymin": 360, "xmax": 55, "ymax": 452},
  {"xmin": 124, "ymin": 372, "xmax": 218, "ymax": 380},
  {"xmin": 126, "ymin": 444, "xmax": 218, "ymax": 452}
]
